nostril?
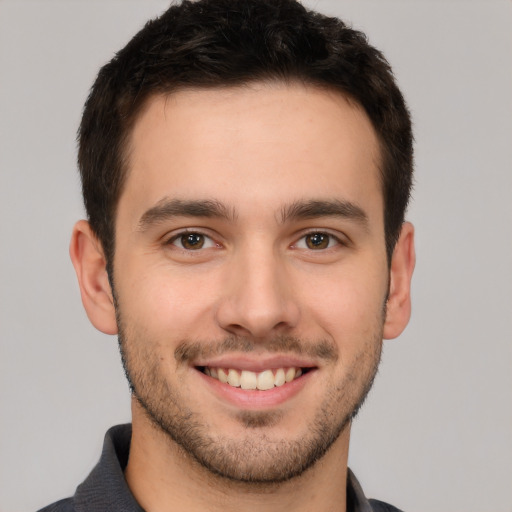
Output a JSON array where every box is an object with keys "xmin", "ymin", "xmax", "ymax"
[{"xmin": 214, "ymin": 282, "xmax": 301, "ymax": 339}]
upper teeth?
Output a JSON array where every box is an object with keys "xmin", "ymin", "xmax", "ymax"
[{"xmin": 204, "ymin": 367, "xmax": 303, "ymax": 390}]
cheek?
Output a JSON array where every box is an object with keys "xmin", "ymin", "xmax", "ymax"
[
  {"xmin": 299, "ymin": 263, "xmax": 388, "ymax": 340},
  {"xmin": 116, "ymin": 260, "xmax": 223, "ymax": 339}
]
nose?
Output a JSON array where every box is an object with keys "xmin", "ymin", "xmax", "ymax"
[{"xmin": 215, "ymin": 245, "xmax": 300, "ymax": 339}]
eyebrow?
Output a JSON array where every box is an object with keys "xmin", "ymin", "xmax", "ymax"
[
  {"xmin": 138, "ymin": 197, "xmax": 368, "ymax": 231},
  {"xmin": 138, "ymin": 198, "xmax": 237, "ymax": 231},
  {"xmin": 279, "ymin": 199, "xmax": 369, "ymax": 227}
]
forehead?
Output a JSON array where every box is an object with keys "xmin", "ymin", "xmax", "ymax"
[{"xmin": 120, "ymin": 83, "xmax": 382, "ymax": 224}]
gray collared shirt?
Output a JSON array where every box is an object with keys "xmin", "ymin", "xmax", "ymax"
[{"xmin": 37, "ymin": 424, "xmax": 403, "ymax": 512}]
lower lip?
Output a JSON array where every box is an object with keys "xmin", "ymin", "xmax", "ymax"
[{"xmin": 196, "ymin": 369, "xmax": 316, "ymax": 409}]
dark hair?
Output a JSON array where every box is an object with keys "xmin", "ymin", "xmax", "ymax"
[{"xmin": 78, "ymin": 0, "xmax": 413, "ymax": 273}]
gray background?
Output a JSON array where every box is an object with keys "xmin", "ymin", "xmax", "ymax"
[{"xmin": 1, "ymin": 1, "xmax": 511, "ymax": 511}]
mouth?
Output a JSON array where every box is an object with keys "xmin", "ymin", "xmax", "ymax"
[{"xmin": 196, "ymin": 366, "xmax": 313, "ymax": 391}]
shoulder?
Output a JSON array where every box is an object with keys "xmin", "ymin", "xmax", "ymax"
[
  {"xmin": 369, "ymin": 498, "xmax": 404, "ymax": 512},
  {"xmin": 36, "ymin": 497, "xmax": 75, "ymax": 512}
]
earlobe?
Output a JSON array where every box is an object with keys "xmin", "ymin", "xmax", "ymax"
[
  {"xmin": 69, "ymin": 220, "xmax": 118, "ymax": 335},
  {"xmin": 383, "ymin": 222, "xmax": 416, "ymax": 340}
]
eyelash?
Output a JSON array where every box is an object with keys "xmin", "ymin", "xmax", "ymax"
[{"xmin": 165, "ymin": 229, "xmax": 345, "ymax": 252}]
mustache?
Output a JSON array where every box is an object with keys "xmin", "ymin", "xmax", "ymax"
[{"xmin": 174, "ymin": 335, "xmax": 338, "ymax": 364}]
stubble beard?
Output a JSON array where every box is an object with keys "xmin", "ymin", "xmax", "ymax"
[{"xmin": 116, "ymin": 311, "xmax": 383, "ymax": 485}]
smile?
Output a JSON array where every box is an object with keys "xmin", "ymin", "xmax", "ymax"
[{"xmin": 199, "ymin": 366, "xmax": 307, "ymax": 390}]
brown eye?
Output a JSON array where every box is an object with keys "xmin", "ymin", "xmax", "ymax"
[
  {"xmin": 172, "ymin": 232, "xmax": 209, "ymax": 250},
  {"xmin": 167, "ymin": 231, "xmax": 218, "ymax": 253},
  {"xmin": 181, "ymin": 233, "xmax": 204, "ymax": 249},
  {"xmin": 305, "ymin": 232, "xmax": 330, "ymax": 250}
]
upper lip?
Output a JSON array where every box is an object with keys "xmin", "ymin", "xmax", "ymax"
[{"xmin": 193, "ymin": 354, "xmax": 318, "ymax": 372}]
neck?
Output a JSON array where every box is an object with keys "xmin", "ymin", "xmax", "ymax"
[{"xmin": 125, "ymin": 400, "xmax": 350, "ymax": 512}]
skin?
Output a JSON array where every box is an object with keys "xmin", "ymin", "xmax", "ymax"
[{"xmin": 70, "ymin": 83, "xmax": 415, "ymax": 512}]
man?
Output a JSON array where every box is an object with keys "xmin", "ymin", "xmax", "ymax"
[{"xmin": 40, "ymin": 0, "xmax": 415, "ymax": 510}]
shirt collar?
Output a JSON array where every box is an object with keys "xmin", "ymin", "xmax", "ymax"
[{"xmin": 74, "ymin": 424, "xmax": 143, "ymax": 512}]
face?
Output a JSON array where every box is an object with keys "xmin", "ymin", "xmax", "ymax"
[{"xmin": 112, "ymin": 83, "xmax": 389, "ymax": 483}]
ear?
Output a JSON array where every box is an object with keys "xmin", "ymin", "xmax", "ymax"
[
  {"xmin": 383, "ymin": 222, "xmax": 416, "ymax": 340},
  {"xmin": 69, "ymin": 220, "xmax": 118, "ymax": 335}
]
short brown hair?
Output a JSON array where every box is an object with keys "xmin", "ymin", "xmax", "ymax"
[{"xmin": 78, "ymin": 0, "xmax": 413, "ymax": 274}]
